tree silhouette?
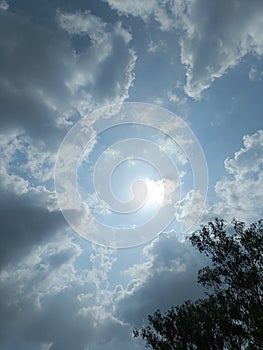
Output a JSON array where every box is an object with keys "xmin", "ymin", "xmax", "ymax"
[{"xmin": 134, "ymin": 218, "xmax": 263, "ymax": 349}]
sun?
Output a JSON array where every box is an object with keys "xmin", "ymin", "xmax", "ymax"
[{"xmin": 144, "ymin": 179, "xmax": 164, "ymax": 206}]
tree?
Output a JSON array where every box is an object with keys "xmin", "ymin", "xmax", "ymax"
[{"xmin": 134, "ymin": 218, "xmax": 263, "ymax": 349}]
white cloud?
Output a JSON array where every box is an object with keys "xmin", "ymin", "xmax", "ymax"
[
  {"xmin": 0, "ymin": 132, "xmax": 55, "ymax": 189},
  {"xmin": 0, "ymin": 0, "xmax": 8, "ymax": 10},
  {"xmin": 158, "ymin": 136, "xmax": 188, "ymax": 165},
  {"xmin": 178, "ymin": 0, "xmax": 263, "ymax": 98},
  {"xmin": 210, "ymin": 130, "xmax": 263, "ymax": 223},
  {"xmin": 103, "ymin": 0, "xmax": 177, "ymax": 31},
  {"xmin": 58, "ymin": 11, "xmax": 132, "ymax": 45},
  {"xmin": 174, "ymin": 189, "xmax": 208, "ymax": 231},
  {"xmin": 84, "ymin": 193, "xmax": 111, "ymax": 215},
  {"xmin": 167, "ymin": 90, "xmax": 187, "ymax": 105},
  {"xmin": 249, "ymin": 66, "xmax": 263, "ymax": 81},
  {"xmin": 103, "ymin": 0, "xmax": 156, "ymax": 21},
  {"xmin": 154, "ymin": 4, "xmax": 175, "ymax": 31},
  {"xmin": 58, "ymin": 10, "xmax": 107, "ymax": 40},
  {"xmin": 152, "ymin": 96, "xmax": 164, "ymax": 105},
  {"xmin": 147, "ymin": 40, "xmax": 161, "ymax": 53},
  {"xmin": 104, "ymin": 0, "xmax": 263, "ymax": 99},
  {"xmin": 41, "ymin": 343, "xmax": 53, "ymax": 350},
  {"xmin": 61, "ymin": 12, "xmax": 137, "ymax": 115}
]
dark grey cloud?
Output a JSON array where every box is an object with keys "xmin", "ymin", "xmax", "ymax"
[
  {"xmin": 23, "ymin": 290, "xmax": 95, "ymax": 350},
  {"xmin": 0, "ymin": 5, "xmax": 139, "ymax": 349},
  {"xmin": 0, "ymin": 286, "xmax": 94, "ymax": 350},
  {"xmin": 0, "ymin": 8, "xmax": 136, "ymax": 148},
  {"xmin": 116, "ymin": 233, "xmax": 208, "ymax": 327},
  {"xmin": 0, "ymin": 190, "xmax": 66, "ymax": 267},
  {"xmin": 0, "ymin": 10, "xmax": 73, "ymax": 145},
  {"xmin": 0, "ymin": 244, "xmax": 144, "ymax": 350}
]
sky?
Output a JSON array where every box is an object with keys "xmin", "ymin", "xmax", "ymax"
[{"xmin": 0, "ymin": 0, "xmax": 263, "ymax": 349}]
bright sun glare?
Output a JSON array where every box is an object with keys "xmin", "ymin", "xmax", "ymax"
[{"xmin": 144, "ymin": 179, "xmax": 164, "ymax": 206}]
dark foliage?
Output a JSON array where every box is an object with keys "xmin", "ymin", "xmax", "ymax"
[{"xmin": 134, "ymin": 219, "xmax": 263, "ymax": 349}]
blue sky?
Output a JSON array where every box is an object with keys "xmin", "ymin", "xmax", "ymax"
[{"xmin": 0, "ymin": 0, "xmax": 263, "ymax": 349}]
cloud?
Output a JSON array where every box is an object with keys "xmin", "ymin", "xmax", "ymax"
[
  {"xmin": 58, "ymin": 10, "xmax": 108, "ymax": 39},
  {"xmin": 0, "ymin": 0, "xmax": 8, "ymax": 10},
  {"xmin": 0, "ymin": 10, "xmax": 75, "ymax": 145},
  {"xmin": 104, "ymin": 0, "xmax": 263, "ymax": 99},
  {"xmin": 178, "ymin": 0, "xmax": 263, "ymax": 98},
  {"xmin": 56, "ymin": 10, "xmax": 137, "ymax": 114},
  {"xmin": 249, "ymin": 66, "xmax": 263, "ymax": 81},
  {"xmin": 0, "ymin": 9, "xmax": 136, "ymax": 148},
  {"xmin": 0, "ymin": 240, "xmax": 145, "ymax": 350},
  {"xmin": 115, "ymin": 233, "xmax": 207, "ymax": 327},
  {"xmin": 174, "ymin": 189, "xmax": 208, "ymax": 232},
  {"xmin": 2, "ymin": 2, "xmax": 262, "ymax": 350},
  {"xmin": 103, "ymin": 0, "xmax": 156, "ymax": 21},
  {"xmin": 0, "ymin": 280, "xmax": 95, "ymax": 350},
  {"xmin": 210, "ymin": 129, "xmax": 263, "ymax": 223},
  {"xmin": 104, "ymin": 0, "xmax": 179, "ymax": 31},
  {"xmin": 0, "ymin": 5, "xmax": 137, "ymax": 262},
  {"xmin": 0, "ymin": 132, "xmax": 56, "ymax": 190},
  {"xmin": 167, "ymin": 90, "xmax": 187, "ymax": 105},
  {"xmin": 0, "ymin": 189, "xmax": 66, "ymax": 267},
  {"xmin": 147, "ymin": 39, "xmax": 164, "ymax": 53},
  {"xmin": 0, "ymin": 130, "xmax": 66, "ymax": 267}
]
